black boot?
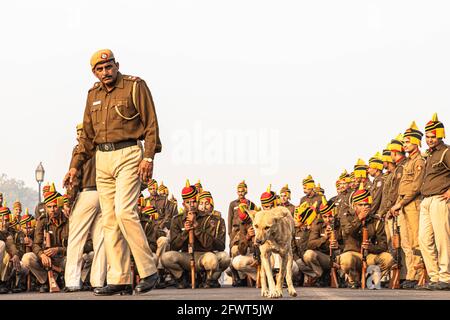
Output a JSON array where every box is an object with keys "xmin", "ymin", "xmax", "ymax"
[
  {"xmin": 135, "ymin": 272, "xmax": 159, "ymax": 294},
  {"xmin": 231, "ymin": 267, "xmax": 241, "ymax": 287},
  {"xmin": 0, "ymin": 282, "xmax": 9, "ymax": 294},
  {"xmin": 175, "ymin": 273, "xmax": 188, "ymax": 289},
  {"xmin": 204, "ymin": 279, "xmax": 221, "ymax": 289},
  {"xmin": 93, "ymin": 284, "xmax": 133, "ymax": 296},
  {"xmin": 155, "ymin": 270, "xmax": 168, "ymax": 289}
]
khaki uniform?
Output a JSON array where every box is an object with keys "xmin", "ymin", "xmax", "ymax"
[
  {"xmin": 65, "ymin": 146, "xmax": 106, "ymax": 289},
  {"xmin": 281, "ymin": 202, "xmax": 295, "ymax": 216},
  {"xmin": 419, "ymin": 143, "xmax": 450, "ymax": 283},
  {"xmin": 301, "ymin": 219, "xmax": 343, "ymax": 279},
  {"xmin": 339, "ymin": 212, "xmax": 394, "ymax": 285},
  {"xmin": 71, "ymin": 72, "xmax": 161, "ymax": 284},
  {"xmin": 334, "ymin": 190, "xmax": 352, "ymax": 219},
  {"xmin": 161, "ymin": 211, "xmax": 223, "ymax": 281},
  {"xmin": 22, "ymin": 215, "xmax": 69, "ymax": 284},
  {"xmin": 209, "ymin": 213, "xmax": 230, "ymax": 281},
  {"xmin": 299, "ymin": 193, "xmax": 322, "ymax": 209},
  {"xmin": 145, "ymin": 194, "xmax": 173, "ymax": 234},
  {"xmin": 0, "ymin": 230, "xmax": 22, "ymax": 282},
  {"xmin": 291, "ymin": 226, "xmax": 312, "ymax": 278},
  {"xmin": 369, "ymin": 174, "xmax": 385, "ymax": 217},
  {"xmin": 396, "ymin": 151, "xmax": 425, "ymax": 281},
  {"xmin": 227, "ymin": 199, "xmax": 256, "ymax": 251},
  {"xmin": 231, "ymin": 220, "xmax": 257, "ymax": 281},
  {"xmin": 141, "ymin": 215, "xmax": 168, "ymax": 270}
]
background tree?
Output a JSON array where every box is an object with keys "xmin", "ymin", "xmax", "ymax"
[{"xmin": 0, "ymin": 173, "xmax": 38, "ymax": 215}]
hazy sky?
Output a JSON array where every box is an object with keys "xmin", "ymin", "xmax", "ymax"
[{"xmin": 1, "ymin": 1, "xmax": 449, "ymax": 218}]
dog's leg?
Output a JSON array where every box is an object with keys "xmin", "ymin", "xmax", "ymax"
[
  {"xmin": 274, "ymin": 253, "xmax": 285, "ymax": 298},
  {"xmin": 286, "ymin": 251, "xmax": 297, "ymax": 297},
  {"xmin": 260, "ymin": 247, "xmax": 278, "ymax": 298},
  {"xmin": 260, "ymin": 257, "xmax": 269, "ymax": 297}
]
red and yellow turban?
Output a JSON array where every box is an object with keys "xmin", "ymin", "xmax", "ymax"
[
  {"xmin": 237, "ymin": 180, "xmax": 248, "ymax": 192},
  {"xmin": 319, "ymin": 196, "xmax": 336, "ymax": 217},
  {"xmin": 142, "ymin": 200, "xmax": 159, "ymax": 220},
  {"xmin": 425, "ymin": 113, "xmax": 445, "ymax": 139},
  {"xmin": 260, "ymin": 185, "xmax": 277, "ymax": 206},
  {"xmin": 198, "ymin": 191, "xmax": 214, "ymax": 208},
  {"xmin": 43, "ymin": 183, "xmax": 63, "ymax": 206},
  {"xmin": 182, "ymin": 179, "xmax": 198, "ymax": 201},
  {"xmin": 351, "ymin": 184, "xmax": 373, "ymax": 205},
  {"xmin": 20, "ymin": 210, "xmax": 36, "ymax": 229},
  {"xmin": 280, "ymin": 184, "xmax": 291, "ymax": 199}
]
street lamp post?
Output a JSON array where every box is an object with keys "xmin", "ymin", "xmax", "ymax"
[{"xmin": 35, "ymin": 162, "xmax": 45, "ymax": 203}]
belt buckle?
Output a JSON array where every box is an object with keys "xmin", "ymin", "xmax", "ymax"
[{"xmin": 103, "ymin": 143, "xmax": 115, "ymax": 151}]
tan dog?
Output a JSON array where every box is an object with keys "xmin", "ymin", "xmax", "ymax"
[{"xmin": 247, "ymin": 206, "xmax": 297, "ymax": 298}]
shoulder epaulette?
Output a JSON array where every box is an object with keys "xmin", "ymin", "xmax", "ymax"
[
  {"xmin": 123, "ymin": 75, "xmax": 142, "ymax": 82},
  {"xmin": 89, "ymin": 82, "xmax": 101, "ymax": 92}
]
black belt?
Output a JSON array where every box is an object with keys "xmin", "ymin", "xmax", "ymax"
[
  {"xmin": 81, "ymin": 187, "xmax": 97, "ymax": 192},
  {"xmin": 97, "ymin": 140, "xmax": 137, "ymax": 152}
]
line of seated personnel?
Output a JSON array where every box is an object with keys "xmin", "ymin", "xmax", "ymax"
[{"xmin": 0, "ymin": 178, "xmax": 407, "ymax": 293}]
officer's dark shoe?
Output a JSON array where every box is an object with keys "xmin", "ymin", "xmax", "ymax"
[
  {"xmin": 423, "ymin": 281, "xmax": 450, "ymax": 291},
  {"xmin": 400, "ymin": 280, "xmax": 417, "ymax": 289},
  {"xmin": 155, "ymin": 270, "xmax": 168, "ymax": 289},
  {"xmin": 175, "ymin": 275, "xmax": 188, "ymax": 289},
  {"xmin": 39, "ymin": 284, "xmax": 49, "ymax": 293},
  {"xmin": 0, "ymin": 282, "xmax": 9, "ymax": 294},
  {"xmin": 11, "ymin": 285, "xmax": 26, "ymax": 294},
  {"xmin": 63, "ymin": 286, "xmax": 81, "ymax": 293},
  {"xmin": 234, "ymin": 278, "xmax": 247, "ymax": 287},
  {"xmin": 93, "ymin": 284, "xmax": 133, "ymax": 296},
  {"xmin": 135, "ymin": 272, "xmax": 159, "ymax": 294},
  {"xmin": 204, "ymin": 279, "xmax": 221, "ymax": 289}
]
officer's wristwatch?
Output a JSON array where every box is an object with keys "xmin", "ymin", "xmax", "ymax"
[{"xmin": 143, "ymin": 158, "xmax": 153, "ymax": 163}]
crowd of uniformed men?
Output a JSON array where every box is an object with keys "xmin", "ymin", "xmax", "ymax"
[{"xmin": 0, "ymin": 113, "xmax": 448, "ymax": 294}]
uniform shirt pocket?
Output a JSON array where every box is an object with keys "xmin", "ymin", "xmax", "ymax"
[
  {"xmin": 112, "ymin": 99, "xmax": 139, "ymax": 121},
  {"xmin": 90, "ymin": 105, "xmax": 102, "ymax": 124}
]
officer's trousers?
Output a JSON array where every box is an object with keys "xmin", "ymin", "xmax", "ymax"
[
  {"xmin": 96, "ymin": 144, "xmax": 157, "ymax": 284},
  {"xmin": 419, "ymin": 195, "xmax": 450, "ymax": 283},
  {"xmin": 65, "ymin": 190, "xmax": 106, "ymax": 288}
]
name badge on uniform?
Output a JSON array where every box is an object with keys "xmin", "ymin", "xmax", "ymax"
[
  {"xmin": 93, "ymin": 100, "xmax": 101, "ymax": 106},
  {"xmin": 295, "ymin": 237, "xmax": 301, "ymax": 240}
]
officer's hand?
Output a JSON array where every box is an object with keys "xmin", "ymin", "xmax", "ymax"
[
  {"xmin": 184, "ymin": 220, "xmax": 193, "ymax": 232},
  {"xmin": 247, "ymin": 227, "xmax": 255, "ymax": 239},
  {"xmin": 329, "ymin": 239, "xmax": 338, "ymax": 250},
  {"xmin": 358, "ymin": 208, "xmax": 370, "ymax": 221},
  {"xmin": 44, "ymin": 247, "xmax": 59, "ymax": 257},
  {"xmin": 438, "ymin": 189, "xmax": 450, "ymax": 202},
  {"xmin": 24, "ymin": 237, "xmax": 33, "ymax": 247},
  {"xmin": 390, "ymin": 203, "xmax": 401, "ymax": 217},
  {"xmin": 362, "ymin": 240, "xmax": 370, "ymax": 250},
  {"xmin": 12, "ymin": 255, "xmax": 21, "ymax": 270},
  {"xmin": 63, "ymin": 168, "xmax": 78, "ymax": 189},
  {"xmin": 40, "ymin": 254, "xmax": 52, "ymax": 268},
  {"xmin": 138, "ymin": 160, "xmax": 154, "ymax": 184}
]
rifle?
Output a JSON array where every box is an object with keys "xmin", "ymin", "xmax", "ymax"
[
  {"xmin": 389, "ymin": 216, "xmax": 401, "ymax": 289},
  {"xmin": 252, "ymin": 239, "xmax": 261, "ymax": 288},
  {"xmin": 414, "ymin": 249, "xmax": 428, "ymax": 287},
  {"xmin": 188, "ymin": 208, "xmax": 196, "ymax": 289},
  {"xmin": 43, "ymin": 219, "xmax": 60, "ymax": 293},
  {"xmin": 361, "ymin": 220, "xmax": 368, "ymax": 289},
  {"xmin": 25, "ymin": 224, "xmax": 31, "ymax": 291},
  {"xmin": 329, "ymin": 219, "xmax": 339, "ymax": 288}
]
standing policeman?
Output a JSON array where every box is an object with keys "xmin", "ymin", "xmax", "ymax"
[{"xmin": 63, "ymin": 49, "xmax": 161, "ymax": 295}]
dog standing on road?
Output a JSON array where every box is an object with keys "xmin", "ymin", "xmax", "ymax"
[{"xmin": 247, "ymin": 206, "xmax": 297, "ymax": 298}]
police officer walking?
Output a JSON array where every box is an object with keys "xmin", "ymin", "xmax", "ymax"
[{"xmin": 64, "ymin": 49, "xmax": 161, "ymax": 295}]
